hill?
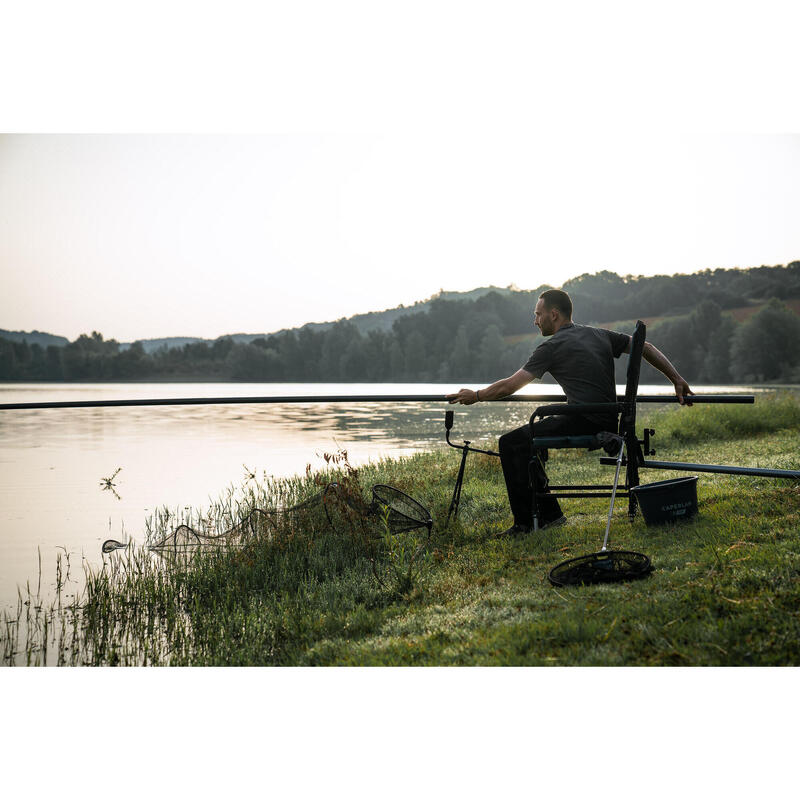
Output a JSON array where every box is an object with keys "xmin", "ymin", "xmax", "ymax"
[
  {"xmin": 2, "ymin": 263, "xmax": 799, "ymax": 383},
  {"xmin": 117, "ymin": 286, "xmax": 517, "ymax": 351},
  {"xmin": 6, "ymin": 264, "xmax": 800, "ymax": 353},
  {"xmin": 0, "ymin": 328, "xmax": 69, "ymax": 348},
  {"xmin": 226, "ymin": 285, "xmax": 517, "ymax": 340}
]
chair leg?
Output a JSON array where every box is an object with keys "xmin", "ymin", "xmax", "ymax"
[{"xmin": 529, "ymin": 459, "xmax": 541, "ymax": 531}]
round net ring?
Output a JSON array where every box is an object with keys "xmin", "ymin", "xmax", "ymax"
[
  {"xmin": 148, "ymin": 524, "xmax": 204, "ymax": 552},
  {"xmin": 548, "ymin": 550, "xmax": 653, "ymax": 587},
  {"xmin": 371, "ymin": 484, "xmax": 433, "ymax": 536}
]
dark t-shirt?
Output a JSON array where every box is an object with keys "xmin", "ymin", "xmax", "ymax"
[{"xmin": 522, "ymin": 323, "xmax": 631, "ymax": 426}]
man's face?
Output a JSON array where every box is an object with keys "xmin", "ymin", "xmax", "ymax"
[{"xmin": 534, "ymin": 299, "xmax": 557, "ymax": 336}]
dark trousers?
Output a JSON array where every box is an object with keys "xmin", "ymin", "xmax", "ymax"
[{"xmin": 498, "ymin": 415, "xmax": 606, "ymax": 527}]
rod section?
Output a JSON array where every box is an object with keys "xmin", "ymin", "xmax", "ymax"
[
  {"xmin": 640, "ymin": 459, "xmax": 800, "ymax": 480},
  {"xmin": 0, "ymin": 393, "xmax": 755, "ymax": 411}
]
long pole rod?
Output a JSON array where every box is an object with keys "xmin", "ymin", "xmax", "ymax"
[
  {"xmin": 640, "ymin": 459, "xmax": 800, "ymax": 480},
  {"xmin": 598, "ymin": 456, "xmax": 800, "ymax": 480},
  {"xmin": 0, "ymin": 393, "xmax": 754, "ymax": 411}
]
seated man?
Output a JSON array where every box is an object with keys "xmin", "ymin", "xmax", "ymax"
[{"xmin": 446, "ymin": 289, "xmax": 693, "ymax": 536}]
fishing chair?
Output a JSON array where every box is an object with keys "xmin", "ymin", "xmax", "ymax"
[
  {"xmin": 444, "ymin": 320, "xmax": 655, "ymax": 524},
  {"xmin": 528, "ymin": 319, "xmax": 651, "ymax": 529}
]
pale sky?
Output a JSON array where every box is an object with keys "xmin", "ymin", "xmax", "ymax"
[{"xmin": 2, "ymin": 2, "xmax": 799, "ymax": 342}]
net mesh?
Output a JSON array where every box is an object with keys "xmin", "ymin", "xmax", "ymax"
[
  {"xmin": 548, "ymin": 550, "xmax": 653, "ymax": 587},
  {"xmin": 102, "ymin": 482, "xmax": 432, "ymax": 556},
  {"xmin": 145, "ymin": 489, "xmax": 330, "ymax": 553}
]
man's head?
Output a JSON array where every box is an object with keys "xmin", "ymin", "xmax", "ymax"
[{"xmin": 534, "ymin": 289, "xmax": 573, "ymax": 336}]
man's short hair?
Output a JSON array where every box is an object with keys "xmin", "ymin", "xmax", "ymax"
[{"xmin": 539, "ymin": 289, "xmax": 573, "ymax": 319}]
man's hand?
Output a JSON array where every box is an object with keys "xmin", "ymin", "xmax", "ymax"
[
  {"xmin": 446, "ymin": 371, "xmax": 531, "ymax": 406},
  {"xmin": 642, "ymin": 342, "xmax": 695, "ymax": 407},
  {"xmin": 674, "ymin": 378, "xmax": 694, "ymax": 406},
  {"xmin": 446, "ymin": 389, "xmax": 479, "ymax": 405}
]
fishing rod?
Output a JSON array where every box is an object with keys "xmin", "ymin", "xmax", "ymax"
[
  {"xmin": 599, "ymin": 456, "xmax": 800, "ymax": 481},
  {"xmin": 0, "ymin": 393, "xmax": 755, "ymax": 411}
]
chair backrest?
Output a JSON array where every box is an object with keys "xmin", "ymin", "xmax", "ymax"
[
  {"xmin": 619, "ymin": 321, "xmax": 646, "ymax": 503},
  {"xmin": 619, "ymin": 320, "xmax": 646, "ymax": 436},
  {"xmin": 624, "ymin": 320, "xmax": 646, "ymax": 403}
]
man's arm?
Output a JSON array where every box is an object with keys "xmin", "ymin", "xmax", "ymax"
[
  {"xmin": 624, "ymin": 339, "xmax": 694, "ymax": 405},
  {"xmin": 446, "ymin": 368, "xmax": 534, "ymax": 405}
]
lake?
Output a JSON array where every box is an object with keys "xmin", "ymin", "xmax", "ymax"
[{"xmin": 0, "ymin": 381, "xmax": 760, "ymax": 613}]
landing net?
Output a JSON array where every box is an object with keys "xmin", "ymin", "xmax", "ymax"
[
  {"xmin": 101, "ymin": 482, "xmax": 432, "ymax": 555},
  {"xmin": 548, "ymin": 550, "xmax": 653, "ymax": 587}
]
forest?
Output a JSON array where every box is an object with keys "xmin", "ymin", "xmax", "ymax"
[{"xmin": 2, "ymin": 262, "xmax": 799, "ymax": 385}]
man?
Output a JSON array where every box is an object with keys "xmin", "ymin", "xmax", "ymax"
[{"xmin": 446, "ymin": 289, "xmax": 693, "ymax": 536}]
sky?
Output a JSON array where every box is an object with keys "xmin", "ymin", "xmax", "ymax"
[{"xmin": 2, "ymin": 2, "xmax": 800, "ymax": 345}]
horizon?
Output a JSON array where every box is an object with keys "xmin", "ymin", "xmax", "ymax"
[{"xmin": 4, "ymin": 261, "xmax": 798, "ymax": 344}]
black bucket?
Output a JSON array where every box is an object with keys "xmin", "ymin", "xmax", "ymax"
[{"xmin": 631, "ymin": 476, "xmax": 698, "ymax": 525}]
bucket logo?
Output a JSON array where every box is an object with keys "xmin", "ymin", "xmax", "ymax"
[{"xmin": 661, "ymin": 501, "xmax": 693, "ymax": 514}]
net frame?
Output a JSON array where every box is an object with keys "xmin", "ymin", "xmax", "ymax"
[
  {"xmin": 371, "ymin": 484, "xmax": 433, "ymax": 535},
  {"xmin": 548, "ymin": 549, "xmax": 653, "ymax": 587}
]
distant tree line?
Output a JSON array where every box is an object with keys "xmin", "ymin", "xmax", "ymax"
[
  {"xmin": 2, "ymin": 263, "xmax": 799, "ymax": 384},
  {"xmin": 641, "ymin": 298, "xmax": 800, "ymax": 384}
]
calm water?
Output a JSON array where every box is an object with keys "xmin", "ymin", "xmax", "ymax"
[{"xmin": 0, "ymin": 381, "xmax": 758, "ymax": 612}]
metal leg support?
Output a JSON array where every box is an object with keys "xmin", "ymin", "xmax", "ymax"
[{"xmin": 446, "ymin": 443, "xmax": 471, "ymax": 524}]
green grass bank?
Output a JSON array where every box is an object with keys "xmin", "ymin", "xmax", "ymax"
[{"xmin": 3, "ymin": 393, "xmax": 800, "ymax": 666}]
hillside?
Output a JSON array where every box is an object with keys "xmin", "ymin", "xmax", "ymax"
[
  {"xmin": 123, "ymin": 285, "xmax": 517, "ymax": 351},
  {"xmin": 0, "ymin": 328, "xmax": 69, "ymax": 348},
  {"xmin": 0, "ymin": 286, "xmax": 515, "ymax": 354},
  {"xmin": 4, "ymin": 264, "xmax": 799, "ymax": 353},
  {"xmin": 2, "ymin": 262, "xmax": 799, "ymax": 383}
]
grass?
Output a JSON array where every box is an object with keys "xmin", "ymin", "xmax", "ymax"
[
  {"xmin": 642, "ymin": 391, "xmax": 800, "ymax": 444},
  {"xmin": 2, "ymin": 393, "xmax": 799, "ymax": 666}
]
